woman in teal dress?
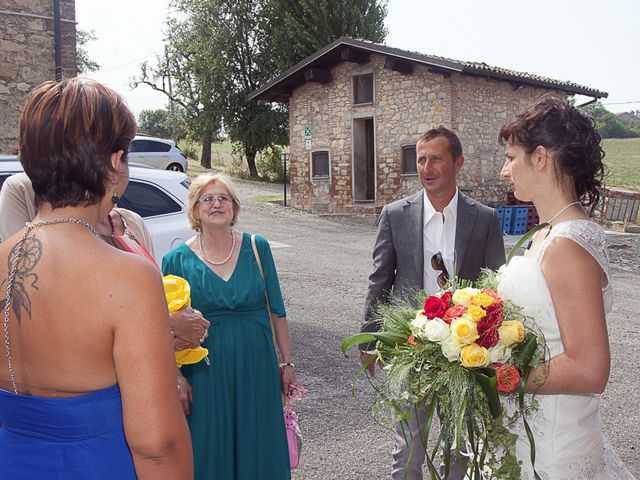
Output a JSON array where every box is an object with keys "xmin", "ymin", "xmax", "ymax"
[{"xmin": 162, "ymin": 173, "xmax": 295, "ymax": 479}]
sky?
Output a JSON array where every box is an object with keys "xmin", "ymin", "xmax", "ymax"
[{"xmin": 76, "ymin": 0, "xmax": 640, "ymax": 118}]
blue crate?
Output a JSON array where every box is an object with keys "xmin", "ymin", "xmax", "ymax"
[
  {"xmin": 509, "ymin": 208, "xmax": 527, "ymax": 235},
  {"xmin": 514, "ymin": 207, "xmax": 529, "ymax": 221},
  {"xmin": 501, "ymin": 206, "xmax": 512, "ymax": 234},
  {"xmin": 495, "ymin": 207, "xmax": 505, "ymax": 224},
  {"xmin": 509, "ymin": 206, "xmax": 528, "ymax": 234},
  {"xmin": 510, "ymin": 222, "xmax": 527, "ymax": 235}
]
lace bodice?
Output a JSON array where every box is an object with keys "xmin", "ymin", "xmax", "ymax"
[{"xmin": 534, "ymin": 219, "xmax": 613, "ymax": 313}]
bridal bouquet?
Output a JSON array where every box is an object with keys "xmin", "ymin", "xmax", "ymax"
[
  {"xmin": 163, "ymin": 275, "xmax": 209, "ymax": 367},
  {"xmin": 342, "ymin": 269, "xmax": 547, "ymax": 479}
]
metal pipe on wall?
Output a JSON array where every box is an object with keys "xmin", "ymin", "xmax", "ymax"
[{"xmin": 53, "ymin": 0, "xmax": 62, "ymax": 81}]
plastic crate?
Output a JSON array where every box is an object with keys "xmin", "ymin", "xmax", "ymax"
[
  {"xmin": 511, "ymin": 207, "xmax": 528, "ymax": 235},
  {"xmin": 501, "ymin": 206, "xmax": 512, "ymax": 234},
  {"xmin": 509, "ymin": 207, "xmax": 528, "ymax": 235}
]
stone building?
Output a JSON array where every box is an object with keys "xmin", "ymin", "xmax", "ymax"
[
  {"xmin": 0, "ymin": 0, "xmax": 77, "ymax": 153},
  {"xmin": 250, "ymin": 38, "xmax": 607, "ymax": 213}
]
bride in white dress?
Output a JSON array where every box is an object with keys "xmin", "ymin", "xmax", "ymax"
[{"xmin": 496, "ymin": 96, "xmax": 635, "ymax": 479}]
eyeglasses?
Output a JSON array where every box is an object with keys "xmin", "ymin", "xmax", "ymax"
[
  {"xmin": 198, "ymin": 194, "xmax": 232, "ymax": 205},
  {"xmin": 431, "ymin": 251, "xmax": 450, "ymax": 288}
]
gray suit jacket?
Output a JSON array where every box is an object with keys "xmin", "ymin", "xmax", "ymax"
[{"xmin": 361, "ymin": 190, "xmax": 505, "ymax": 340}]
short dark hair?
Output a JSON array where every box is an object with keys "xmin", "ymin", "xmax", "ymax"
[
  {"xmin": 19, "ymin": 78, "xmax": 136, "ymax": 208},
  {"xmin": 498, "ymin": 95, "xmax": 606, "ymax": 213},
  {"xmin": 417, "ymin": 126, "xmax": 463, "ymax": 159}
]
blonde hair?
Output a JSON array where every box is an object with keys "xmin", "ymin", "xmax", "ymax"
[{"xmin": 187, "ymin": 173, "xmax": 241, "ymax": 230}]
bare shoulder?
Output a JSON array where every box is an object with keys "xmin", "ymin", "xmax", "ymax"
[{"xmin": 94, "ymin": 243, "xmax": 164, "ymax": 298}]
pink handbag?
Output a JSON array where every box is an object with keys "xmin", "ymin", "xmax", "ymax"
[{"xmin": 285, "ymin": 384, "xmax": 307, "ymax": 469}]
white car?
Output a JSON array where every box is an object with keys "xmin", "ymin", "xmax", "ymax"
[
  {"xmin": 128, "ymin": 135, "xmax": 188, "ymax": 172},
  {"xmin": 0, "ymin": 156, "xmax": 193, "ymax": 263}
]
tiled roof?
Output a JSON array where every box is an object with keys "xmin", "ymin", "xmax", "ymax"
[{"xmin": 249, "ymin": 37, "xmax": 607, "ymax": 102}]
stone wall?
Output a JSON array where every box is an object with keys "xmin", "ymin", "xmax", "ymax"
[
  {"xmin": 0, "ymin": 0, "xmax": 76, "ymax": 153},
  {"xmin": 450, "ymin": 75, "xmax": 565, "ymax": 204},
  {"xmin": 288, "ymin": 52, "xmax": 568, "ymax": 211}
]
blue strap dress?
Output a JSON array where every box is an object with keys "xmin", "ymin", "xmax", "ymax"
[
  {"xmin": 0, "ymin": 384, "xmax": 137, "ymax": 479},
  {"xmin": 162, "ymin": 232, "xmax": 290, "ymax": 479}
]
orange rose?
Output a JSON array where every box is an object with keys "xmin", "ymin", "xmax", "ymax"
[
  {"xmin": 495, "ymin": 364, "xmax": 521, "ymax": 393},
  {"xmin": 443, "ymin": 304, "xmax": 466, "ymax": 324}
]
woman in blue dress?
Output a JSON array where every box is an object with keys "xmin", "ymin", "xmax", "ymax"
[
  {"xmin": 163, "ymin": 173, "xmax": 295, "ymax": 479},
  {"xmin": 0, "ymin": 78, "xmax": 192, "ymax": 479}
]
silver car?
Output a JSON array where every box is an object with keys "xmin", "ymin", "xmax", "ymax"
[
  {"xmin": 0, "ymin": 156, "xmax": 193, "ymax": 263},
  {"xmin": 128, "ymin": 135, "xmax": 188, "ymax": 172}
]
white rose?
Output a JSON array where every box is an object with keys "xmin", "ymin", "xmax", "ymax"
[
  {"xmin": 441, "ymin": 338, "xmax": 461, "ymax": 362},
  {"xmin": 424, "ymin": 318, "xmax": 450, "ymax": 343},
  {"xmin": 489, "ymin": 342, "xmax": 512, "ymax": 364},
  {"xmin": 410, "ymin": 311, "xmax": 428, "ymax": 334}
]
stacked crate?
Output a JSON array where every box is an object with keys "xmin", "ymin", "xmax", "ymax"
[
  {"xmin": 494, "ymin": 204, "xmax": 539, "ymax": 235},
  {"xmin": 495, "ymin": 207, "xmax": 511, "ymax": 235},
  {"xmin": 512, "ymin": 207, "xmax": 529, "ymax": 235}
]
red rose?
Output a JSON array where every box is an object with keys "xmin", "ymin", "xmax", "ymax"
[
  {"xmin": 440, "ymin": 291, "xmax": 453, "ymax": 305},
  {"xmin": 495, "ymin": 364, "xmax": 522, "ymax": 393},
  {"xmin": 477, "ymin": 321, "xmax": 500, "ymax": 348},
  {"xmin": 484, "ymin": 303, "xmax": 503, "ymax": 327},
  {"xmin": 476, "ymin": 303, "xmax": 503, "ymax": 348},
  {"xmin": 423, "ymin": 295, "xmax": 448, "ymax": 319},
  {"xmin": 442, "ymin": 304, "xmax": 466, "ymax": 325}
]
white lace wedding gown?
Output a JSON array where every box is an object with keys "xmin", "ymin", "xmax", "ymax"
[{"xmin": 497, "ymin": 219, "xmax": 636, "ymax": 480}]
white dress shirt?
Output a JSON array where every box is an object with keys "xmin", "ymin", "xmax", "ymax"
[{"xmin": 423, "ymin": 189, "xmax": 458, "ymax": 295}]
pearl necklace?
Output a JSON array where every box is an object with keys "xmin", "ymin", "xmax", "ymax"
[
  {"xmin": 546, "ymin": 201, "xmax": 581, "ymax": 225},
  {"xmin": 199, "ymin": 231, "xmax": 236, "ymax": 265}
]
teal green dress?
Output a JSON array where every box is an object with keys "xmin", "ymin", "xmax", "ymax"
[{"xmin": 162, "ymin": 233, "xmax": 290, "ymax": 479}]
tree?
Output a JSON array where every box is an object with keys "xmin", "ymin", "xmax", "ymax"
[
  {"xmin": 135, "ymin": 0, "xmax": 388, "ymax": 177},
  {"xmin": 76, "ymin": 29, "xmax": 99, "ymax": 73},
  {"xmin": 131, "ymin": 22, "xmax": 222, "ymax": 168},
  {"xmin": 206, "ymin": 0, "xmax": 289, "ymax": 178},
  {"xmin": 266, "ymin": 0, "xmax": 388, "ymax": 71},
  {"xmin": 210, "ymin": 0, "xmax": 387, "ymax": 178},
  {"xmin": 582, "ymin": 102, "xmax": 640, "ymax": 138},
  {"xmin": 138, "ymin": 109, "xmax": 174, "ymax": 139}
]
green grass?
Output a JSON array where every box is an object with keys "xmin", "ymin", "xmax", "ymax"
[
  {"xmin": 247, "ymin": 194, "xmax": 284, "ymax": 202},
  {"xmin": 602, "ymin": 138, "xmax": 640, "ymax": 191}
]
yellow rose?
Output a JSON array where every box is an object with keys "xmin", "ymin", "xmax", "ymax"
[
  {"xmin": 460, "ymin": 343, "xmax": 490, "ymax": 368},
  {"xmin": 452, "ymin": 287, "xmax": 479, "ymax": 307},
  {"xmin": 471, "ymin": 292, "xmax": 497, "ymax": 308},
  {"xmin": 163, "ymin": 275, "xmax": 191, "ymax": 312},
  {"xmin": 467, "ymin": 305, "xmax": 486, "ymax": 323},
  {"xmin": 499, "ymin": 320, "xmax": 525, "ymax": 347},
  {"xmin": 450, "ymin": 317, "xmax": 479, "ymax": 346}
]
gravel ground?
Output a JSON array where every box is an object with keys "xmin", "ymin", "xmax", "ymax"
[{"xmin": 234, "ymin": 183, "xmax": 640, "ymax": 479}]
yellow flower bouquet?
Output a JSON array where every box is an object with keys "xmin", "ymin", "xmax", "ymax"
[{"xmin": 163, "ymin": 274, "xmax": 209, "ymax": 367}]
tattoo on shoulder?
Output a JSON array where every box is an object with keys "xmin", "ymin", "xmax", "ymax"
[{"xmin": 0, "ymin": 236, "xmax": 42, "ymax": 325}]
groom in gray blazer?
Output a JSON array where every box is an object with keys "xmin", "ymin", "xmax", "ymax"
[{"xmin": 360, "ymin": 127, "xmax": 505, "ymax": 480}]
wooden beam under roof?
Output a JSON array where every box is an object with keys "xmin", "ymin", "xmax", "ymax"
[
  {"xmin": 427, "ymin": 66, "xmax": 452, "ymax": 78},
  {"xmin": 340, "ymin": 47, "xmax": 370, "ymax": 64},
  {"xmin": 304, "ymin": 68, "xmax": 332, "ymax": 84},
  {"xmin": 384, "ymin": 56, "xmax": 414, "ymax": 75}
]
